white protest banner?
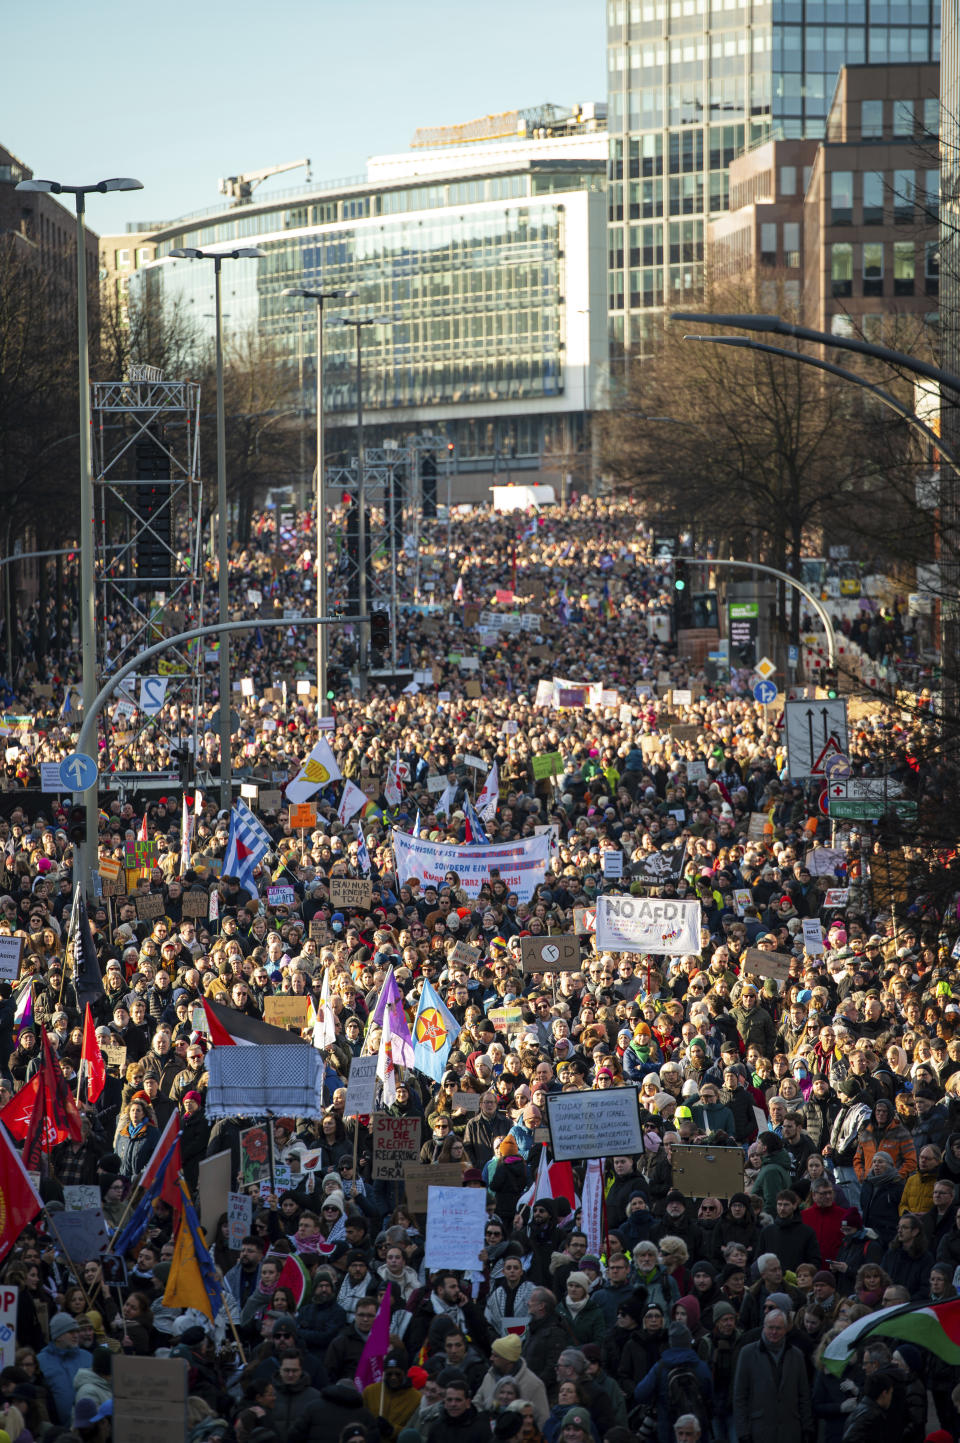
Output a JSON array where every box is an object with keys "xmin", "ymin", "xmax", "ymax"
[
  {"xmin": 545, "ymin": 1087, "xmax": 645, "ymax": 1162},
  {"xmin": 394, "ymin": 830, "xmax": 550, "ymax": 904},
  {"xmin": 423, "ymin": 1185, "xmax": 487, "ymax": 1272},
  {"xmin": 0, "ymin": 935, "xmax": 23, "ymax": 983},
  {"xmin": 0, "ymin": 1285, "xmax": 17, "ymax": 1369},
  {"xmin": 344, "ymin": 1054, "xmax": 379, "ymax": 1118},
  {"xmin": 227, "ymin": 1191, "xmax": 252, "ymax": 1251},
  {"xmin": 594, "ymin": 895, "xmax": 701, "ymax": 956},
  {"xmin": 802, "ymin": 918, "xmax": 825, "ymax": 954}
]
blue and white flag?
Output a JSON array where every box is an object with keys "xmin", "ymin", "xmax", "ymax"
[
  {"xmin": 356, "ymin": 828, "xmax": 372, "ymax": 877},
  {"xmin": 222, "ymin": 800, "xmax": 272, "ymax": 894},
  {"xmin": 462, "ymin": 795, "xmax": 489, "ymax": 845}
]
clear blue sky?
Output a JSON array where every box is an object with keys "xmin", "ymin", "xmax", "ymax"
[{"xmin": 6, "ymin": 0, "xmax": 606, "ymax": 237}]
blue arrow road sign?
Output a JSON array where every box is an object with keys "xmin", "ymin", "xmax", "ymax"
[
  {"xmin": 59, "ymin": 752, "xmax": 98, "ymax": 792},
  {"xmin": 753, "ymin": 680, "xmax": 779, "ymax": 705}
]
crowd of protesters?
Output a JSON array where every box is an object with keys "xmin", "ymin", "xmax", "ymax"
[{"xmin": 0, "ymin": 496, "xmax": 957, "ymax": 1443}]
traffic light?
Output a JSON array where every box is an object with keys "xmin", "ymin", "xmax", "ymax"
[
  {"xmin": 673, "ymin": 560, "xmax": 688, "ymax": 592},
  {"xmin": 370, "ymin": 609, "xmax": 391, "ymax": 665},
  {"xmin": 822, "ymin": 666, "xmax": 839, "ymax": 699},
  {"xmin": 421, "ymin": 452, "xmax": 437, "ymax": 518},
  {"xmin": 67, "ymin": 804, "xmax": 86, "ymax": 845},
  {"xmin": 135, "ymin": 428, "xmax": 171, "ymax": 588}
]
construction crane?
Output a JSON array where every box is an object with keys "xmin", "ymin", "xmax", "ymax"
[{"xmin": 218, "ymin": 158, "xmax": 312, "ymax": 206}]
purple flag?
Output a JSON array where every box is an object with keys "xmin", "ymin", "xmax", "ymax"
[
  {"xmin": 369, "ymin": 966, "xmax": 414, "ymax": 1068},
  {"xmin": 354, "ymin": 1285, "xmax": 392, "ymax": 1392}
]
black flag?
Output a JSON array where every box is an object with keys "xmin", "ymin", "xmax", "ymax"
[{"xmin": 67, "ymin": 884, "xmax": 105, "ymax": 1013}]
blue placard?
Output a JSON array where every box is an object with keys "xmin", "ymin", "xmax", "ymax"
[
  {"xmin": 753, "ymin": 680, "xmax": 779, "ymax": 706},
  {"xmin": 59, "ymin": 752, "xmax": 98, "ymax": 792}
]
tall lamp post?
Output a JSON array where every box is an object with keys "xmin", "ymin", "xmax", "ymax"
[
  {"xmin": 281, "ymin": 287, "xmax": 355, "ymax": 714},
  {"xmin": 168, "ymin": 246, "xmax": 265, "ymax": 808},
  {"xmin": 16, "ymin": 174, "xmax": 143, "ymax": 895},
  {"xmin": 335, "ymin": 315, "xmax": 390, "ymax": 698}
]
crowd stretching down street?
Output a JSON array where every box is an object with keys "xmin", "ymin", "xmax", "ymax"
[{"xmin": 0, "ymin": 496, "xmax": 957, "ymax": 1443}]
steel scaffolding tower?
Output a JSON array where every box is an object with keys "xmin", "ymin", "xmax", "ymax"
[{"xmin": 92, "ymin": 367, "xmax": 205, "ymax": 775}]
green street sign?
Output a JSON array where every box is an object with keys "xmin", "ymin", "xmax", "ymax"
[
  {"xmin": 828, "ymin": 798, "xmax": 918, "ymax": 822},
  {"xmin": 729, "ymin": 602, "xmax": 759, "ymax": 619}
]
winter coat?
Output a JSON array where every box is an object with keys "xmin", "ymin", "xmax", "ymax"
[
  {"xmin": 489, "ymin": 1155, "xmax": 529, "ymax": 1216},
  {"xmin": 731, "ymin": 1004, "xmax": 777, "ymax": 1058},
  {"xmin": 522, "ymin": 1312, "xmax": 575, "ymax": 1400},
  {"xmin": 473, "ymin": 1359, "xmax": 550, "ymax": 1425},
  {"xmin": 287, "ymin": 1383, "xmax": 378, "ymax": 1443},
  {"xmin": 899, "ymin": 1170, "xmax": 937, "ymax": 1217},
  {"xmin": 853, "ymin": 1117, "xmax": 917, "ymax": 1181},
  {"xmin": 859, "ymin": 1172, "xmax": 905, "ymax": 1247},
  {"xmin": 428, "ymin": 1403, "xmax": 491, "ymax": 1443},
  {"xmin": 484, "ymin": 1277, "xmax": 536, "ymax": 1334},
  {"xmin": 828, "ymin": 1101, "xmax": 874, "ymax": 1168},
  {"xmin": 733, "ymin": 1338, "xmax": 813, "ymax": 1443},
  {"xmin": 801, "ymin": 1202, "xmax": 847, "ymax": 1264},
  {"xmin": 802, "ymin": 1092, "xmax": 842, "ymax": 1151},
  {"xmin": 880, "ymin": 1239, "xmax": 935, "ymax": 1298},
  {"xmin": 831, "ymin": 1229, "xmax": 884, "ymax": 1291},
  {"xmin": 463, "ymin": 1110, "xmax": 509, "ymax": 1171},
  {"xmin": 632, "ymin": 1345, "xmax": 713, "ymax": 1443},
  {"xmin": 557, "ymin": 1295, "xmax": 607, "ymax": 1346},
  {"xmin": 71, "ymin": 1367, "xmax": 112, "ymax": 1414},
  {"xmin": 751, "ymin": 1152, "xmax": 792, "ymax": 1212},
  {"xmin": 115, "ymin": 1121, "xmax": 160, "ymax": 1179},
  {"xmin": 36, "ymin": 1342, "xmax": 93, "ymax": 1425},
  {"xmin": 756, "ymin": 1214, "xmax": 822, "ymax": 1272},
  {"xmin": 296, "ymin": 1295, "xmax": 348, "ymax": 1353},
  {"xmin": 271, "ymin": 1375, "xmax": 324, "ymax": 1442},
  {"xmin": 324, "ymin": 1323, "xmax": 372, "ymax": 1383},
  {"xmin": 842, "ymin": 1398, "xmax": 889, "ymax": 1443}
]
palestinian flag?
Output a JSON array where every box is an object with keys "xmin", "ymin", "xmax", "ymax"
[
  {"xmin": 823, "ymin": 1298, "xmax": 960, "ymax": 1374},
  {"xmin": 201, "ymin": 998, "xmax": 303, "ymax": 1047}
]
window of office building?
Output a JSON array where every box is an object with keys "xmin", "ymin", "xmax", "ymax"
[
  {"xmin": 780, "ymin": 164, "xmax": 797, "ymax": 195},
  {"xmin": 893, "ymin": 99, "xmax": 915, "ymax": 136},
  {"xmin": 924, "ymin": 170, "xmax": 940, "ymax": 219},
  {"xmin": 926, "ymin": 239, "xmax": 939, "ymax": 294},
  {"xmin": 894, "ymin": 240, "xmax": 915, "ymax": 294},
  {"xmin": 784, "ymin": 221, "xmax": 800, "ymax": 265},
  {"xmin": 924, "ymin": 96, "xmax": 939, "ymax": 135},
  {"xmin": 863, "ymin": 242, "xmax": 884, "ymax": 295},
  {"xmin": 831, "ymin": 242, "xmax": 853, "ymax": 296},
  {"xmin": 863, "ymin": 172, "xmax": 884, "ymax": 223},
  {"xmin": 761, "ymin": 222, "xmax": 777, "ymax": 263},
  {"xmin": 861, "ymin": 99, "xmax": 884, "ymax": 137},
  {"xmin": 831, "ymin": 171, "xmax": 853, "ymax": 224},
  {"xmin": 894, "ymin": 169, "xmax": 915, "ymax": 222}
]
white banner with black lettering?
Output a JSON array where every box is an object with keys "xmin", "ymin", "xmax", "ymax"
[
  {"xmin": 594, "ymin": 895, "xmax": 701, "ymax": 955},
  {"xmin": 393, "ymin": 830, "xmax": 550, "ymax": 904}
]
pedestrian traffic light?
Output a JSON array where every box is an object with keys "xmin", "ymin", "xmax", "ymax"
[
  {"xmin": 370, "ymin": 609, "xmax": 391, "ymax": 654},
  {"xmin": 674, "ymin": 560, "xmax": 688, "ymax": 592},
  {"xmin": 822, "ymin": 667, "xmax": 838, "ymax": 699},
  {"xmin": 67, "ymin": 804, "xmax": 86, "ymax": 845}
]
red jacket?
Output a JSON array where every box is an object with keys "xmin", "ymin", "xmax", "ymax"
[{"xmin": 801, "ymin": 1201, "xmax": 846, "ymax": 1263}]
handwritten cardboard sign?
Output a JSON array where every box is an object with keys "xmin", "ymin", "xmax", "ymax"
[
  {"xmin": 742, "ymin": 946, "xmax": 793, "ymax": 982},
  {"xmin": 404, "ymin": 1161, "xmax": 463, "ymax": 1213},
  {"xmin": 135, "ymin": 893, "xmax": 164, "ymax": 920},
  {"xmin": 181, "ymin": 891, "xmax": 210, "ymax": 918},
  {"xmin": 263, "ymin": 996, "xmax": 310, "ymax": 1031},
  {"xmin": 329, "ymin": 877, "xmax": 373, "ymax": 910}
]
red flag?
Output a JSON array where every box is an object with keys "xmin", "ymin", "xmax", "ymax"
[
  {"xmin": 80, "ymin": 1005, "xmax": 105, "ymax": 1104},
  {"xmin": 139, "ymin": 1112, "xmax": 182, "ymax": 1211},
  {"xmin": 0, "ymin": 1125, "xmax": 43, "ymax": 1265},
  {"xmin": 0, "ymin": 1072, "xmax": 41, "ymax": 1138}
]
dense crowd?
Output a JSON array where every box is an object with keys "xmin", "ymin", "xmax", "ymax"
[{"xmin": 0, "ymin": 497, "xmax": 957, "ymax": 1443}]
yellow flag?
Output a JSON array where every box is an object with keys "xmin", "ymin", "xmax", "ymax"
[{"xmin": 162, "ymin": 1203, "xmax": 216, "ymax": 1320}]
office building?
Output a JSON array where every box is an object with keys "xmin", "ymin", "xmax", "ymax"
[
  {"xmin": 124, "ymin": 105, "xmax": 609, "ymax": 497},
  {"xmin": 605, "ymin": 0, "xmax": 941, "ymax": 354}
]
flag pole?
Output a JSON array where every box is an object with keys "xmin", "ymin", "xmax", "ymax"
[{"xmin": 220, "ymin": 1290, "xmax": 248, "ymax": 1367}]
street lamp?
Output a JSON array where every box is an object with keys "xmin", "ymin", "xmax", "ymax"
[
  {"xmin": 168, "ymin": 245, "xmax": 265, "ymax": 808},
  {"xmin": 332, "ymin": 314, "xmax": 392, "ymax": 698},
  {"xmin": 281, "ymin": 286, "xmax": 356, "ymax": 713},
  {"xmin": 16, "ymin": 174, "xmax": 143, "ymax": 896}
]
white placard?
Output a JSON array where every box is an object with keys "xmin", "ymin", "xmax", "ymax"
[
  {"xmin": 0, "ymin": 1285, "xmax": 18, "ymax": 1370},
  {"xmin": 602, "ymin": 851, "xmax": 623, "ymax": 880},
  {"xmin": 464, "ymin": 754, "xmax": 485, "ymax": 769},
  {"xmin": 344, "ymin": 1054, "xmax": 379, "ymax": 1118},
  {"xmin": 805, "ymin": 848, "xmax": 843, "ymax": 876},
  {"xmin": 546, "ymin": 1087, "xmax": 645, "ymax": 1161},
  {"xmin": 246, "ymin": 589, "xmax": 263, "ymax": 606},
  {"xmin": 594, "ymin": 895, "xmax": 701, "ymax": 955},
  {"xmin": 297, "ymin": 680, "xmax": 312, "ymax": 695},
  {"xmin": 802, "ymin": 918, "xmax": 825, "ymax": 954},
  {"xmin": 240, "ymin": 677, "xmax": 254, "ymax": 697},
  {"xmin": 414, "ymin": 670, "xmax": 433, "ymax": 685},
  {"xmin": 686, "ymin": 760, "xmax": 708, "ymax": 781},
  {"xmin": 138, "ymin": 676, "xmax": 168, "ymax": 716},
  {"xmin": 227, "ymin": 1191, "xmax": 253, "ymax": 1251},
  {"xmin": 426, "ymin": 775, "xmax": 449, "ymax": 793},
  {"xmin": 824, "ymin": 888, "xmax": 850, "ymax": 907},
  {"xmin": 459, "ymin": 658, "xmax": 480, "ymax": 672},
  {"xmin": 240, "ymin": 783, "xmax": 258, "ymax": 799},
  {"xmin": 619, "ymin": 705, "xmax": 634, "ymax": 724},
  {"xmin": 672, "ymin": 689, "xmax": 692, "ymax": 705},
  {"xmin": 423, "ymin": 1185, "xmax": 487, "ymax": 1272},
  {"xmin": 41, "ymin": 763, "xmax": 63, "ymax": 793},
  {"xmin": 0, "ymin": 936, "xmax": 22, "ymax": 983}
]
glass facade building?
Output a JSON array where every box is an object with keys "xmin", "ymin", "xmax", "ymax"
[
  {"xmin": 130, "ymin": 130, "xmax": 608, "ymax": 472},
  {"xmin": 606, "ymin": 0, "xmax": 941, "ymax": 352}
]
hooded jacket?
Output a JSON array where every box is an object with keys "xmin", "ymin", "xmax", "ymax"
[{"xmin": 853, "ymin": 1108, "xmax": 918, "ymax": 1181}]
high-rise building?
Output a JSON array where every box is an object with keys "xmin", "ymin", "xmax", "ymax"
[{"xmin": 605, "ymin": 0, "xmax": 941, "ymax": 354}]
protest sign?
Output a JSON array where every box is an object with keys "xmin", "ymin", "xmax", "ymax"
[
  {"xmin": 372, "ymin": 1114, "xmax": 422, "ymax": 1181},
  {"xmin": 734, "ymin": 888, "xmax": 753, "ymax": 917},
  {"xmin": 572, "ymin": 907, "xmax": 596, "ymax": 934},
  {"xmin": 63, "ymin": 1185, "xmax": 101, "ymax": 1212},
  {"xmin": 489, "ymin": 1005, "xmax": 524, "ymax": 1032},
  {"xmin": 289, "ymin": 803, "xmax": 317, "ymax": 830},
  {"xmin": 747, "ymin": 812, "xmax": 770, "ymax": 840},
  {"xmin": 742, "ymin": 946, "xmax": 793, "ymax": 982},
  {"xmin": 197, "ymin": 1150, "xmax": 232, "ymax": 1231},
  {"xmin": 450, "ymin": 941, "xmax": 481, "ymax": 968},
  {"xmin": 602, "ymin": 850, "xmax": 623, "ymax": 880},
  {"xmin": 267, "ymin": 885, "xmax": 296, "ymax": 908},
  {"xmin": 103, "ymin": 1043, "xmax": 127, "ymax": 1070},
  {"xmin": 227, "ymin": 1191, "xmax": 253, "ymax": 1251},
  {"xmin": 671, "ymin": 1143, "xmax": 745, "ymax": 1199},
  {"xmin": 520, "ymin": 935, "xmax": 581, "ymax": 972},
  {"xmin": 0, "ymin": 936, "xmax": 22, "ymax": 983},
  {"xmin": 263, "ymin": 997, "xmax": 310, "ymax": 1031},
  {"xmin": 824, "ymin": 888, "xmax": 850, "ymax": 907},
  {"xmin": 669, "ymin": 724, "xmax": 699, "ymax": 744},
  {"xmin": 594, "ymin": 896, "xmax": 701, "ymax": 956},
  {"xmin": 114, "ymin": 1354, "xmax": 188, "ymax": 1443},
  {"xmin": 423, "ymin": 1185, "xmax": 487, "ymax": 1272},
  {"xmin": 135, "ymin": 893, "xmax": 164, "ymax": 920},
  {"xmin": 802, "ymin": 918, "xmax": 825, "ymax": 954},
  {"xmin": 546, "ymin": 1088, "xmax": 645, "ymax": 1162},
  {"xmin": 181, "ymin": 891, "xmax": 209, "ymax": 918},
  {"xmin": 452, "ymin": 1091, "xmax": 481, "ymax": 1113},
  {"xmin": 344, "ymin": 1054, "xmax": 379, "ymax": 1118},
  {"xmin": 394, "ymin": 830, "xmax": 550, "ymax": 904},
  {"xmin": 309, "ymin": 920, "xmax": 331, "ymax": 942},
  {"xmin": 0, "ymin": 1286, "xmax": 17, "ymax": 1370},
  {"xmin": 532, "ymin": 752, "xmax": 564, "ymax": 779},
  {"xmin": 55, "ymin": 1210, "xmax": 109, "ymax": 1262},
  {"xmin": 805, "ymin": 848, "xmax": 844, "ymax": 876},
  {"xmin": 404, "ymin": 1162, "xmax": 464, "ymax": 1213},
  {"xmin": 329, "ymin": 877, "xmax": 373, "ymax": 910},
  {"xmin": 239, "ymin": 1125, "xmax": 271, "ymax": 1186},
  {"xmin": 259, "ymin": 789, "xmax": 283, "ymax": 812},
  {"xmin": 464, "ymin": 679, "xmax": 481, "ymax": 698}
]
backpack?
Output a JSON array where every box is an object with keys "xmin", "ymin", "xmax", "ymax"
[{"xmin": 664, "ymin": 1360, "xmax": 710, "ymax": 1439}]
